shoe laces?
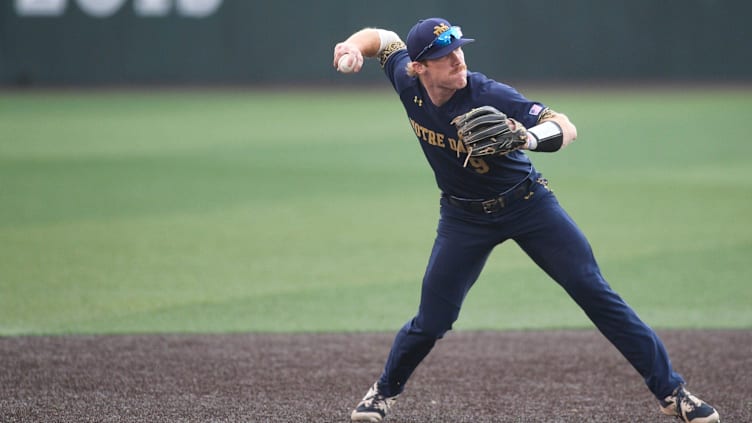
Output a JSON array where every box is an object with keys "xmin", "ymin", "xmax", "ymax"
[
  {"xmin": 665, "ymin": 387, "xmax": 705, "ymax": 418},
  {"xmin": 362, "ymin": 386, "xmax": 395, "ymax": 412},
  {"xmin": 676, "ymin": 388, "xmax": 701, "ymax": 413},
  {"xmin": 364, "ymin": 392, "xmax": 388, "ymax": 410}
]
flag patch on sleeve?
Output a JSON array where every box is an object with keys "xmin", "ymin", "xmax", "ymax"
[{"xmin": 528, "ymin": 104, "xmax": 543, "ymax": 116}]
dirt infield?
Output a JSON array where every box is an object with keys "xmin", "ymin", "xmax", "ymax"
[{"xmin": 1, "ymin": 330, "xmax": 750, "ymax": 422}]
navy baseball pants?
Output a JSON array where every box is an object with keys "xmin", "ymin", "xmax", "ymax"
[{"xmin": 377, "ymin": 176, "xmax": 684, "ymax": 400}]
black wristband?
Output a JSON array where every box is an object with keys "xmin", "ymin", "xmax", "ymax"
[{"xmin": 528, "ymin": 121, "xmax": 564, "ymax": 152}]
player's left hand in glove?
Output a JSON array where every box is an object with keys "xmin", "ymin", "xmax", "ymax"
[{"xmin": 451, "ymin": 106, "xmax": 529, "ymax": 165}]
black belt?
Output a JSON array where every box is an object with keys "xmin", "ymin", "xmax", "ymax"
[{"xmin": 444, "ymin": 177, "xmax": 538, "ymax": 214}]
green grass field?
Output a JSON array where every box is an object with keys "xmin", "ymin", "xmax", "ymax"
[{"xmin": 1, "ymin": 87, "xmax": 750, "ymax": 336}]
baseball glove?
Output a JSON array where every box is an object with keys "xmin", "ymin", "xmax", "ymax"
[{"xmin": 450, "ymin": 106, "xmax": 528, "ymax": 163}]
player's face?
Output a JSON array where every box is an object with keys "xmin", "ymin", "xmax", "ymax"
[{"xmin": 423, "ymin": 48, "xmax": 468, "ymax": 90}]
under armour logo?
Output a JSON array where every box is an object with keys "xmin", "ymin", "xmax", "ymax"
[{"xmin": 414, "ymin": 96, "xmax": 423, "ymax": 107}]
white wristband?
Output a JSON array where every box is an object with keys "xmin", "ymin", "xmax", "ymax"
[
  {"xmin": 376, "ymin": 29, "xmax": 401, "ymax": 56},
  {"xmin": 527, "ymin": 132, "xmax": 538, "ymax": 150}
]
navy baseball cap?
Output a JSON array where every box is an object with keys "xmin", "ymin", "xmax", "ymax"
[{"xmin": 406, "ymin": 17, "xmax": 475, "ymax": 61}]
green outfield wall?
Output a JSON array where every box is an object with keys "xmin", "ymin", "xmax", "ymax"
[{"xmin": 1, "ymin": 0, "xmax": 749, "ymax": 86}]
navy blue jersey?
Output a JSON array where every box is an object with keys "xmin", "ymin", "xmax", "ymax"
[{"xmin": 383, "ymin": 48, "xmax": 547, "ymax": 199}]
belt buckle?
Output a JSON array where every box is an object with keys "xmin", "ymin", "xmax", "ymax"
[{"xmin": 481, "ymin": 198, "xmax": 502, "ymax": 213}]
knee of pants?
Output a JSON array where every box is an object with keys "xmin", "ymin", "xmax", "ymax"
[
  {"xmin": 410, "ymin": 312, "xmax": 456, "ymax": 340},
  {"xmin": 562, "ymin": 267, "xmax": 614, "ymax": 301}
]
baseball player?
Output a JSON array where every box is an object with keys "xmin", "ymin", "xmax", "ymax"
[{"xmin": 333, "ymin": 17, "xmax": 720, "ymax": 423}]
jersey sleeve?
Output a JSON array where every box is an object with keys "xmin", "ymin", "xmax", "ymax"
[
  {"xmin": 473, "ymin": 78, "xmax": 546, "ymax": 129},
  {"xmin": 379, "ymin": 42, "xmax": 413, "ymax": 94}
]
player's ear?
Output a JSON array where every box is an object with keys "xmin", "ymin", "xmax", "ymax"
[{"xmin": 408, "ymin": 61, "xmax": 426, "ymax": 76}]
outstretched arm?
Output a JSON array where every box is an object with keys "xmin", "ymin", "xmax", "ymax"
[{"xmin": 333, "ymin": 28, "xmax": 401, "ymax": 74}]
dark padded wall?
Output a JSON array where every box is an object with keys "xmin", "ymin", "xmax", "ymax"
[{"xmin": 1, "ymin": 0, "xmax": 749, "ymax": 86}]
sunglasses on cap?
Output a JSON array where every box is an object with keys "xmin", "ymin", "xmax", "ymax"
[{"xmin": 413, "ymin": 26, "xmax": 464, "ymax": 61}]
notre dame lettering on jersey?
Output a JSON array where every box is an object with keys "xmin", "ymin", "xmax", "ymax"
[{"xmin": 408, "ymin": 118, "xmax": 491, "ymax": 174}]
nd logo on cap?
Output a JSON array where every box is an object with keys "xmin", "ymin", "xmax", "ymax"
[{"xmin": 407, "ymin": 18, "xmax": 475, "ymax": 61}]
